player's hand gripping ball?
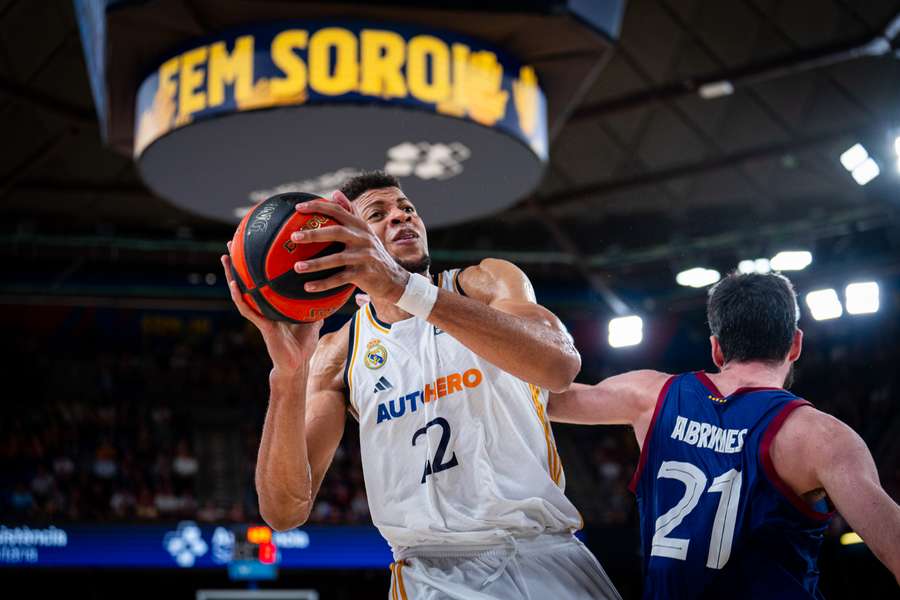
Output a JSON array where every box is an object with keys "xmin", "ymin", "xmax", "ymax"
[{"xmin": 228, "ymin": 192, "xmax": 355, "ymax": 322}]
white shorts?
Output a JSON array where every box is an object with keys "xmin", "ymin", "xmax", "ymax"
[{"xmin": 388, "ymin": 533, "xmax": 622, "ymax": 600}]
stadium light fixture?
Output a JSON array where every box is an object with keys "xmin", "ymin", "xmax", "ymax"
[
  {"xmin": 894, "ymin": 135, "xmax": 900, "ymax": 157},
  {"xmin": 839, "ymin": 143, "xmax": 879, "ymax": 186},
  {"xmin": 851, "ymin": 158, "xmax": 880, "ymax": 185},
  {"xmin": 845, "ymin": 282, "xmax": 879, "ymax": 315},
  {"xmin": 737, "ymin": 258, "xmax": 771, "ymax": 275},
  {"xmin": 608, "ymin": 316, "xmax": 643, "ymax": 348},
  {"xmin": 805, "ymin": 289, "xmax": 843, "ymax": 321},
  {"xmin": 839, "ymin": 143, "xmax": 868, "ymax": 171},
  {"xmin": 770, "ymin": 251, "xmax": 812, "ymax": 271},
  {"xmin": 676, "ymin": 267, "xmax": 721, "ymax": 288}
]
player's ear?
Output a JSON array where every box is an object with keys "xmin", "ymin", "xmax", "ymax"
[
  {"xmin": 787, "ymin": 329, "xmax": 803, "ymax": 363},
  {"xmin": 710, "ymin": 335, "xmax": 725, "ymax": 369}
]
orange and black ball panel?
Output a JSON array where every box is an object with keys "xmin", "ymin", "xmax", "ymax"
[{"xmin": 228, "ymin": 192, "xmax": 355, "ymax": 323}]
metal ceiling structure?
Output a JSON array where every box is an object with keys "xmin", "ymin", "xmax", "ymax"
[{"xmin": 2, "ymin": 0, "xmax": 900, "ymax": 313}]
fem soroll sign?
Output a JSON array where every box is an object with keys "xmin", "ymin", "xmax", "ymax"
[{"xmin": 133, "ymin": 21, "xmax": 548, "ymax": 227}]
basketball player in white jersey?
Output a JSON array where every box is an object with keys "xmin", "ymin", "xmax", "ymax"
[{"xmin": 221, "ymin": 171, "xmax": 621, "ymax": 599}]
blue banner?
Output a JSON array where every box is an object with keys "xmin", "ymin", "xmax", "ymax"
[{"xmin": 0, "ymin": 523, "xmax": 393, "ymax": 569}]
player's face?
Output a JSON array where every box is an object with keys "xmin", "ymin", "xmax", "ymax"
[{"xmin": 354, "ymin": 187, "xmax": 430, "ymax": 274}]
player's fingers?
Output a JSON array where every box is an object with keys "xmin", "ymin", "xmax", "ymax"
[
  {"xmin": 227, "ymin": 280, "xmax": 268, "ymax": 328},
  {"xmin": 221, "ymin": 254, "xmax": 236, "ymax": 285},
  {"xmin": 295, "ymin": 199, "xmax": 365, "ymax": 229},
  {"xmin": 294, "ymin": 250, "xmax": 359, "ymax": 274},
  {"xmin": 332, "ymin": 190, "xmax": 352, "ymax": 212},
  {"xmin": 227, "ymin": 240, "xmax": 233, "ymax": 254},
  {"xmin": 304, "ymin": 269, "xmax": 354, "ymax": 293},
  {"xmin": 290, "ymin": 224, "xmax": 359, "ymax": 246}
]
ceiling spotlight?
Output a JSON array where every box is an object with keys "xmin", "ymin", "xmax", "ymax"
[
  {"xmin": 698, "ymin": 80, "xmax": 734, "ymax": 99},
  {"xmin": 770, "ymin": 251, "xmax": 812, "ymax": 271},
  {"xmin": 850, "ymin": 158, "xmax": 880, "ymax": 186},
  {"xmin": 738, "ymin": 258, "xmax": 771, "ymax": 275},
  {"xmin": 845, "ymin": 282, "xmax": 879, "ymax": 315},
  {"xmin": 676, "ymin": 267, "xmax": 721, "ymax": 288},
  {"xmin": 840, "ymin": 143, "xmax": 869, "ymax": 171},
  {"xmin": 608, "ymin": 316, "xmax": 643, "ymax": 348},
  {"xmin": 737, "ymin": 260, "xmax": 755, "ymax": 274},
  {"xmin": 805, "ymin": 289, "xmax": 843, "ymax": 321},
  {"xmin": 894, "ymin": 135, "xmax": 900, "ymax": 157}
]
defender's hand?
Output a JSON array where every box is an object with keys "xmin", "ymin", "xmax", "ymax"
[
  {"xmin": 221, "ymin": 246, "xmax": 322, "ymax": 373},
  {"xmin": 291, "ymin": 191, "xmax": 409, "ymax": 303}
]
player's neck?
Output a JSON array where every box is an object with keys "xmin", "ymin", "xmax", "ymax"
[
  {"xmin": 369, "ymin": 269, "xmax": 431, "ymax": 324},
  {"xmin": 710, "ymin": 361, "xmax": 787, "ymax": 395}
]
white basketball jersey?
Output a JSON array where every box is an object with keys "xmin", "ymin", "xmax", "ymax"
[{"xmin": 344, "ymin": 269, "xmax": 583, "ymax": 552}]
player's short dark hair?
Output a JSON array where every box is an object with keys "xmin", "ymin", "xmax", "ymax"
[
  {"xmin": 706, "ymin": 272, "xmax": 800, "ymax": 364},
  {"xmin": 339, "ymin": 171, "xmax": 401, "ymax": 202}
]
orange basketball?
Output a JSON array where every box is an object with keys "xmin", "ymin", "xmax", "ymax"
[{"xmin": 228, "ymin": 192, "xmax": 354, "ymax": 322}]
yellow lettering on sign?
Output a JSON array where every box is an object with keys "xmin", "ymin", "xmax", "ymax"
[
  {"xmin": 178, "ymin": 46, "xmax": 208, "ymax": 124},
  {"xmin": 207, "ymin": 36, "xmax": 254, "ymax": 108},
  {"xmin": 270, "ymin": 30, "xmax": 309, "ymax": 99},
  {"xmin": 308, "ymin": 27, "xmax": 358, "ymax": 96},
  {"xmin": 437, "ymin": 46, "xmax": 508, "ymax": 126},
  {"xmin": 513, "ymin": 65, "xmax": 539, "ymax": 136},
  {"xmin": 407, "ymin": 35, "xmax": 450, "ymax": 103},
  {"xmin": 158, "ymin": 56, "xmax": 180, "ymax": 111},
  {"xmin": 437, "ymin": 43, "xmax": 470, "ymax": 117},
  {"xmin": 359, "ymin": 29, "xmax": 407, "ymax": 98}
]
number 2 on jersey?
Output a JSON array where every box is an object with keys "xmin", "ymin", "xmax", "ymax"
[
  {"xmin": 651, "ymin": 460, "xmax": 743, "ymax": 569},
  {"xmin": 411, "ymin": 417, "xmax": 459, "ymax": 484}
]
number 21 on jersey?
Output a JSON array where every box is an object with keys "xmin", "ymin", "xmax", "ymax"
[{"xmin": 651, "ymin": 460, "xmax": 742, "ymax": 570}]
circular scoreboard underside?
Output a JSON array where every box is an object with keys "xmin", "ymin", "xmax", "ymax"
[{"xmin": 138, "ymin": 104, "xmax": 545, "ymax": 227}]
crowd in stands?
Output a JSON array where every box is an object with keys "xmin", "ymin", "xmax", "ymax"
[{"xmin": 1, "ymin": 302, "xmax": 898, "ymax": 532}]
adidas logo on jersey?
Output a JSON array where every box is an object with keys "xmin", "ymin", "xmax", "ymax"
[{"xmin": 373, "ymin": 376, "xmax": 393, "ymax": 393}]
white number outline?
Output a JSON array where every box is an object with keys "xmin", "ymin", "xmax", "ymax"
[
  {"xmin": 707, "ymin": 468, "xmax": 742, "ymax": 569},
  {"xmin": 650, "ymin": 460, "xmax": 743, "ymax": 570},
  {"xmin": 650, "ymin": 461, "xmax": 707, "ymax": 560}
]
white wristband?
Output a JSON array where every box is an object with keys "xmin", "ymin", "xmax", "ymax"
[{"xmin": 395, "ymin": 273, "xmax": 439, "ymax": 318}]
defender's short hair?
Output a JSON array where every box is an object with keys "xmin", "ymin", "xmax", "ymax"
[
  {"xmin": 339, "ymin": 171, "xmax": 401, "ymax": 202},
  {"xmin": 706, "ymin": 272, "xmax": 800, "ymax": 364}
]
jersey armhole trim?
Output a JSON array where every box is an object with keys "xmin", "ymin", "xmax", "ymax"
[
  {"xmin": 629, "ymin": 374, "xmax": 677, "ymax": 494},
  {"xmin": 759, "ymin": 399, "xmax": 835, "ymax": 522},
  {"xmin": 343, "ymin": 312, "xmax": 361, "ymax": 404}
]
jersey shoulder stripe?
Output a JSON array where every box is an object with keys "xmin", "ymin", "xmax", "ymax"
[{"xmin": 759, "ymin": 398, "xmax": 834, "ymax": 521}]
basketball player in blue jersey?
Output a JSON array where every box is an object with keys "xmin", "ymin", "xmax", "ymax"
[
  {"xmin": 221, "ymin": 171, "xmax": 622, "ymax": 599},
  {"xmin": 550, "ymin": 272, "xmax": 900, "ymax": 598}
]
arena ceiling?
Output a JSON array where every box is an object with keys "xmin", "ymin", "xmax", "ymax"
[{"xmin": 2, "ymin": 0, "xmax": 900, "ymax": 314}]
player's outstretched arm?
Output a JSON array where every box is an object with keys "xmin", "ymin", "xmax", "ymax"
[
  {"xmin": 548, "ymin": 371, "xmax": 669, "ymax": 446},
  {"xmin": 222, "ymin": 251, "xmax": 347, "ymax": 531},
  {"xmin": 427, "ymin": 258, "xmax": 581, "ymax": 392},
  {"xmin": 771, "ymin": 407, "xmax": 900, "ymax": 584}
]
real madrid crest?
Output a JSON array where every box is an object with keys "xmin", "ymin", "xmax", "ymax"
[{"xmin": 364, "ymin": 339, "xmax": 388, "ymax": 370}]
